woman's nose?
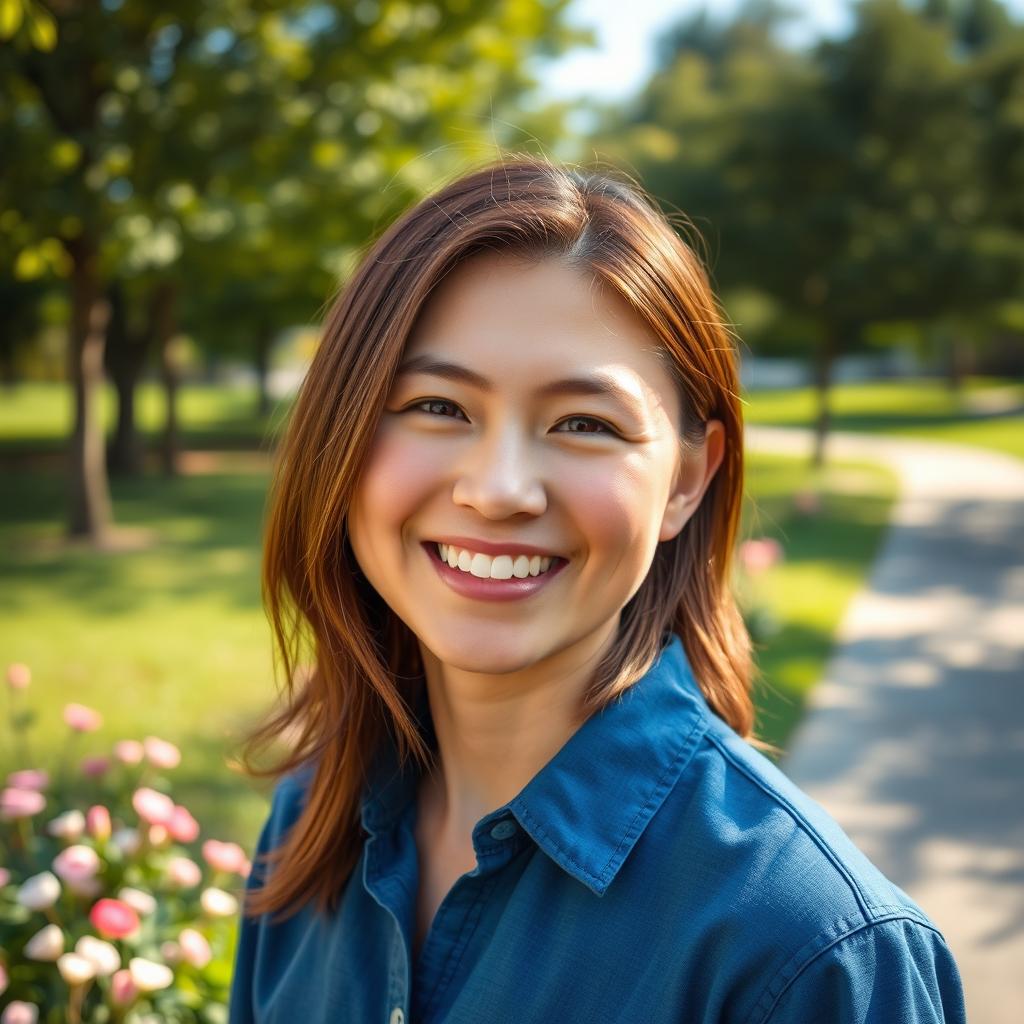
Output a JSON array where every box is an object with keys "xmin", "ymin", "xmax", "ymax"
[{"xmin": 450, "ymin": 429, "xmax": 548, "ymax": 519}]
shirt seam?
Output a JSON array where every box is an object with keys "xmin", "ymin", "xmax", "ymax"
[
  {"xmin": 747, "ymin": 913, "xmax": 951, "ymax": 1024},
  {"xmin": 704, "ymin": 731, "xmax": 876, "ymax": 920}
]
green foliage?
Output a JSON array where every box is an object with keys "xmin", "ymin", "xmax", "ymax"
[{"xmin": 593, "ymin": 0, "xmax": 1024, "ymax": 365}]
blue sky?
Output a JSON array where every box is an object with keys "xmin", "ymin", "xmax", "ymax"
[{"xmin": 532, "ymin": 0, "xmax": 1024, "ymax": 102}]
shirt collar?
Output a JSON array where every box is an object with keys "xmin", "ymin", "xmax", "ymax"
[{"xmin": 360, "ymin": 631, "xmax": 710, "ymax": 896}]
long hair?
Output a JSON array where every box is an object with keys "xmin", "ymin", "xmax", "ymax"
[{"xmin": 234, "ymin": 156, "xmax": 757, "ymax": 924}]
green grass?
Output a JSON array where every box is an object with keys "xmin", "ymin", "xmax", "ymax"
[
  {"xmin": 744, "ymin": 375, "xmax": 1024, "ymax": 460},
  {"xmin": 741, "ymin": 456, "xmax": 899, "ymax": 749},
  {"xmin": 0, "ymin": 466, "xmax": 279, "ymax": 849},
  {"xmin": 0, "ymin": 381, "xmax": 291, "ymax": 454}
]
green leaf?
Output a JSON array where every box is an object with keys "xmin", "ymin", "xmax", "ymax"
[
  {"xmin": 0, "ymin": 0, "xmax": 23, "ymax": 40},
  {"xmin": 26, "ymin": 2, "xmax": 56, "ymax": 51}
]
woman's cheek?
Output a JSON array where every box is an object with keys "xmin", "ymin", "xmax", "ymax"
[{"xmin": 558, "ymin": 458, "xmax": 657, "ymax": 575}]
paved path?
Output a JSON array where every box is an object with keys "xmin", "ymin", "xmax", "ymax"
[{"xmin": 746, "ymin": 426, "xmax": 1024, "ymax": 1024}]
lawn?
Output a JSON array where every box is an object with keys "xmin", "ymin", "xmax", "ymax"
[
  {"xmin": 1, "ymin": 379, "xmax": 901, "ymax": 853},
  {"xmin": 744, "ymin": 374, "xmax": 1024, "ymax": 460}
]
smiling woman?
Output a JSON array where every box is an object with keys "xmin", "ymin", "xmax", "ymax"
[{"xmin": 227, "ymin": 159, "xmax": 965, "ymax": 1024}]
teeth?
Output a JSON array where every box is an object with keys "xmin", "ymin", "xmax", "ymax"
[{"xmin": 437, "ymin": 543, "xmax": 555, "ymax": 580}]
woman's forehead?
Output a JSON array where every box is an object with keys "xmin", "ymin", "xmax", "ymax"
[{"xmin": 404, "ymin": 254, "xmax": 677, "ymax": 403}]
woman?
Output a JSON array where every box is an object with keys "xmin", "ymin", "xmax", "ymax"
[{"xmin": 227, "ymin": 158, "xmax": 965, "ymax": 1023}]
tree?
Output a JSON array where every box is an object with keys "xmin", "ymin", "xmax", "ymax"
[{"xmin": 1, "ymin": 0, "xmax": 591, "ymax": 539}]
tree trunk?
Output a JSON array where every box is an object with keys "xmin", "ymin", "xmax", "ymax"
[
  {"xmin": 811, "ymin": 324, "xmax": 835, "ymax": 469},
  {"xmin": 67, "ymin": 236, "xmax": 113, "ymax": 544},
  {"xmin": 105, "ymin": 283, "xmax": 150, "ymax": 477},
  {"xmin": 156, "ymin": 283, "xmax": 180, "ymax": 477},
  {"xmin": 254, "ymin": 329, "xmax": 273, "ymax": 418}
]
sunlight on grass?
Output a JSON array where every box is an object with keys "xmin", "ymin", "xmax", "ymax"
[{"xmin": 744, "ymin": 376, "xmax": 1024, "ymax": 460}]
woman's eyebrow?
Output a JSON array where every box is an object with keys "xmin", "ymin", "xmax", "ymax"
[{"xmin": 395, "ymin": 355, "xmax": 648, "ymax": 418}]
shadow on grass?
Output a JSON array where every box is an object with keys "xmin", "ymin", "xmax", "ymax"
[{"xmin": 0, "ymin": 469, "xmax": 271, "ymax": 615}]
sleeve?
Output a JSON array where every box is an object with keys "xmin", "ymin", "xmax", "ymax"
[
  {"xmin": 226, "ymin": 798, "xmax": 276, "ymax": 1024},
  {"xmin": 227, "ymin": 771, "xmax": 311, "ymax": 1024},
  {"xmin": 759, "ymin": 917, "xmax": 967, "ymax": 1024}
]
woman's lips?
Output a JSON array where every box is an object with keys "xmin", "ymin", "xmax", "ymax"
[{"xmin": 421, "ymin": 542, "xmax": 568, "ymax": 603}]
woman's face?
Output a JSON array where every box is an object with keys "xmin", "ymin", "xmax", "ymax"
[{"xmin": 347, "ymin": 251, "xmax": 724, "ymax": 677}]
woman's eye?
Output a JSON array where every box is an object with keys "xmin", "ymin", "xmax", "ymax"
[
  {"xmin": 410, "ymin": 398, "xmax": 466, "ymax": 420},
  {"xmin": 554, "ymin": 415, "xmax": 615, "ymax": 436},
  {"xmin": 407, "ymin": 400, "xmax": 616, "ymax": 436}
]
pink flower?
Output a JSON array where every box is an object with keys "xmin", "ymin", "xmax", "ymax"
[
  {"xmin": 114, "ymin": 740, "xmax": 145, "ymax": 765},
  {"xmin": 6, "ymin": 663, "xmax": 31, "ymax": 690},
  {"xmin": 6, "ymin": 770, "xmax": 49, "ymax": 791},
  {"xmin": 0, "ymin": 961, "xmax": 6, "ymax": 995},
  {"xmin": 89, "ymin": 898, "xmax": 141, "ymax": 940},
  {"xmin": 0, "ymin": 787, "xmax": 46, "ymax": 820},
  {"xmin": 168, "ymin": 805, "xmax": 200, "ymax": 843},
  {"xmin": 80, "ymin": 755, "xmax": 110, "ymax": 778},
  {"xmin": 178, "ymin": 927, "xmax": 212, "ymax": 969},
  {"xmin": 110, "ymin": 968, "xmax": 138, "ymax": 1007},
  {"xmin": 1, "ymin": 1001, "xmax": 39, "ymax": 1024},
  {"xmin": 0, "ymin": 867, "xmax": 10, "ymax": 887},
  {"xmin": 143, "ymin": 736, "xmax": 181, "ymax": 769},
  {"xmin": 160, "ymin": 940, "xmax": 182, "ymax": 964},
  {"xmin": 793, "ymin": 488, "xmax": 822, "ymax": 515},
  {"xmin": 64, "ymin": 703, "xmax": 102, "ymax": 733},
  {"xmin": 738, "ymin": 537, "xmax": 784, "ymax": 575},
  {"xmin": 202, "ymin": 839, "xmax": 247, "ymax": 875},
  {"xmin": 239, "ymin": 858, "xmax": 252, "ymax": 879},
  {"xmin": 131, "ymin": 787, "xmax": 175, "ymax": 826},
  {"xmin": 52, "ymin": 844, "xmax": 101, "ymax": 885},
  {"xmin": 165, "ymin": 856, "xmax": 201, "ymax": 889},
  {"xmin": 87, "ymin": 805, "xmax": 112, "ymax": 842}
]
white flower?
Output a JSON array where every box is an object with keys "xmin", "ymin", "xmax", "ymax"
[
  {"xmin": 75, "ymin": 935, "xmax": 120, "ymax": 977},
  {"xmin": 111, "ymin": 827, "xmax": 141, "ymax": 856},
  {"xmin": 17, "ymin": 871, "xmax": 61, "ymax": 910},
  {"xmin": 46, "ymin": 809, "xmax": 86, "ymax": 841},
  {"xmin": 57, "ymin": 952, "xmax": 96, "ymax": 986},
  {"xmin": 24, "ymin": 923, "xmax": 65, "ymax": 961},
  {"xmin": 199, "ymin": 886, "xmax": 238, "ymax": 917},
  {"xmin": 128, "ymin": 957, "xmax": 174, "ymax": 993},
  {"xmin": 117, "ymin": 886, "xmax": 157, "ymax": 916}
]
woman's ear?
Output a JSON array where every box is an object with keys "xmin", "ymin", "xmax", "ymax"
[{"xmin": 658, "ymin": 420, "xmax": 726, "ymax": 543}]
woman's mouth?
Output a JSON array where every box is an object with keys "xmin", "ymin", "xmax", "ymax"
[{"xmin": 421, "ymin": 541, "xmax": 569, "ymax": 602}]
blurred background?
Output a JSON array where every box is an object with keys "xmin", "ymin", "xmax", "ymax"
[{"xmin": 1, "ymin": 1, "xmax": 1021, "ymax": 1020}]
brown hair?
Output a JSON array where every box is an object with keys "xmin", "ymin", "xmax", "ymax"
[{"xmin": 234, "ymin": 156, "xmax": 757, "ymax": 924}]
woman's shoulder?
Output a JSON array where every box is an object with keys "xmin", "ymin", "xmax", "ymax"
[
  {"xmin": 653, "ymin": 713, "xmax": 964, "ymax": 1021},
  {"xmin": 674, "ymin": 711, "xmax": 933, "ymax": 926},
  {"xmin": 249, "ymin": 762, "xmax": 318, "ymax": 868}
]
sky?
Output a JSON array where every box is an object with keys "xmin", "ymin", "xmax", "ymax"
[{"xmin": 531, "ymin": 0, "xmax": 1024, "ymax": 103}]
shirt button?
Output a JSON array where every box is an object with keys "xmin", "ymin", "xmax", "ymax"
[
  {"xmin": 389, "ymin": 1009, "xmax": 405, "ymax": 1024},
  {"xmin": 490, "ymin": 819, "xmax": 517, "ymax": 840}
]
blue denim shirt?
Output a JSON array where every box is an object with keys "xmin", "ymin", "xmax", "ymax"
[{"xmin": 228, "ymin": 633, "xmax": 966, "ymax": 1024}]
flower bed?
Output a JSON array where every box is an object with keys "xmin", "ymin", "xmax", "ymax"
[{"xmin": 1, "ymin": 663, "xmax": 250, "ymax": 1023}]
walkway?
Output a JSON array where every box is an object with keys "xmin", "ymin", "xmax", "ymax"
[{"xmin": 745, "ymin": 425, "xmax": 1024, "ymax": 1024}]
